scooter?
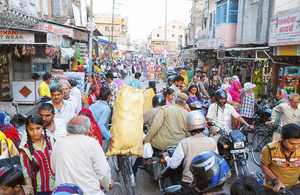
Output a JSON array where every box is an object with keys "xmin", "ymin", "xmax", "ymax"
[
  {"xmin": 207, "ymin": 122, "xmax": 250, "ymax": 178},
  {"xmin": 5, "ymin": 101, "xmax": 27, "ymax": 139},
  {"xmin": 188, "ymin": 101, "xmax": 208, "ymax": 116}
]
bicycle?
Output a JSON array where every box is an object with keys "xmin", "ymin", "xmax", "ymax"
[
  {"xmin": 113, "ymin": 154, "xmax": 143, "ymax": 195},
  {"xmin": 104, "ymin": 182, "xmax": 122, "ymax": 195},
  {"xmin": 251, "ymin": 124, "xmax": 279, "ymax": 166}
]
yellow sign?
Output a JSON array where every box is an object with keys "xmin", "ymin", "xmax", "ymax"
[{"xmin": 276, "ymin": 45, "xmax": 300, "ymax": 56}]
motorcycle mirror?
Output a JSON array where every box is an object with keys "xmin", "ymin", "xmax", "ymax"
[
  {"xmin": 12, "ymin": 101, "xmax": 18, "ymax": 108},
  {"xmin": 165, "ymin": 185, "xmax": 182, "ymax": 195},
  {"xmin": 207, "ymin": 121, "xmax": 215, "ymax": 126}
]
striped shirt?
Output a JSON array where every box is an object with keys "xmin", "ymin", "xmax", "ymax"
[
  {"xmin": 20, "ymin": 136, "xmax": 55, "ymax": 192},
  {"xmin": 240, "ymin": 87, "xmax": 255, "ymax": 118}
]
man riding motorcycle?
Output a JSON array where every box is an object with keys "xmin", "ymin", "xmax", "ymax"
[
  {"xmin": 162, "ymin": 111, "xmax": 218, "ymax": 194},
  {"xmin": 206, "ymin": 90, "xmax": 254, "ymax": 136},
  {"xmin": 144, "ymin": 92, "xmax": 189, "ymax": 150}
]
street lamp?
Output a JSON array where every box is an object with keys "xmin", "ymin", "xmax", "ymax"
[{"xmin": 164, "ymin": 0, "xmax": 167, "ymax": 60}]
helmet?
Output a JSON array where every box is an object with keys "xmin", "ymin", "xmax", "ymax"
[
  {"xmin": 215, "ymin": 89, "xmax": 227, "ymax": 106},
  {"xmin": 212, "ymin": 68, "xmax": 218, "ymax": 72},
  {"xmin": 187, "ymin": 111, "xmax": 206, "ymax": 132},
  {"xmin": 167, "ymin": 76, "xmax": 175, "ymax": 86},
  {"xmin": 152, "ymin": 94, "xmax": 166, "ymax": 107},
  {"xmin": 190, "ymin": 151, "xmax": 231, "ymax": 192}
]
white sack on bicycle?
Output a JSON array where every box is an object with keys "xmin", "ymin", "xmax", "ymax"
[{"xmin": 106, "ymin": 85, "xmax": 144, "ymax": 157}]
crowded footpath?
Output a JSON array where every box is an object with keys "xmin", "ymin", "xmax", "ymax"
[{"xmin": 0, "ymin": 57, "xmax": 300, "ymax": 195}]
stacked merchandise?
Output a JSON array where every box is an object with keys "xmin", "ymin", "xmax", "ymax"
[
  {"xmin": 75, "ymin": 43, "xmax": 88, "ymax": 68},
  {"xmin": 64, "ymin": 72, "xmax": 85, "ymax": 92}
]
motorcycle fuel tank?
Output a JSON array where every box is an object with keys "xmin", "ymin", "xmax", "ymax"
[{"xmin": 229, "ymin": 130, "xmax": 246, "ymax": 143}]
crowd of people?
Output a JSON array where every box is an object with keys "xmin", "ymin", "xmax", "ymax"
[{"xmin": 0, "ymin": 57, "xmax": 300, "ymax": 195}]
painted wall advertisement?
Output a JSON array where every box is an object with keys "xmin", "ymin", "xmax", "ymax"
[
  {"xmin": 269, "ymin": 12, "xmax": 300, "ymax": 46},
  {"xmin": 0, "ymin": 30, "xmax": 34, "ymax": 44},
  {"xmin": 35, "ymin": 22, "xmax": 73, "ymax": 37},
  {"xmin": 197, "ymin": 38, "xmax": 220, "ymax": 49}
]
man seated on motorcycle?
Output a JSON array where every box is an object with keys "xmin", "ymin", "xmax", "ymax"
[
  {"xmin": 162, "ymin": 111, "xmax": 218, "ymax": 194},
  {"xmin": 207, "ymin": 89, "xmax": 254, "ymax": 136},
  {"xmin": 144, "ymin": 92, "xmax": 189, "ymax": 151}
]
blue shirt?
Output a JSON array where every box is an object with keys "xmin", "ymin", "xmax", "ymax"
[
  {"xmin": 128, "ymin": 79, "xmax": 141, "ymax": 90},
  {"xmin": 89, "ymin": 100, "xmax": 112, "ymax": 141}
]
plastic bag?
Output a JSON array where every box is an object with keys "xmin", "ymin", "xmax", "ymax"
[
  {"xmin": 106, "ymin": 85, "xmax": 144, "ymax": 157},
  {"xmin": 142, "ymin": 143, "xmax": 153, "ymax": 159}
]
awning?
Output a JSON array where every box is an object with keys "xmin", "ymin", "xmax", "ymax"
[
  {"xmin": 61, "ymin": 47, "xmax": 75, "ymax": 60},
  {"xmin": 98, "ymin": 37, "xmax": 118, "ymax": 50},
  {"xmin": 217, "ymin": 47, "xmax": 270, "ymax": 51}
]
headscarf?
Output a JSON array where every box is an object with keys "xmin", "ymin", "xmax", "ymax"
[
  {"xmin": 78, "ymin": 109, "xmax": 102, "ymax": 146},
  {"xmin": 232, "ymin": 75, "xmax": 240, "ymax": 83},
  {"xmin": 50, "ymin": 76, "xmax": 60, "ymax": 89},
  {"xmin": 277, "ymin": 89, "xmax": 289, "ymax": 105},
  {"xmin": 221, "ymin": 84, "xmax": 232, "ymax": 103},
  {"xmin": 90, "ymin": 74, "xmax": 102, "ymax": 93},
  {"xmin": 181, "ymin": 70, "xmax": 189, "ymax": 85},
  {"xmin": 229, "ymin": 80, "xmax": 242, "ymax": 103},
  {"xmin": 52, "ymin": 183, "xmax": 84, "ymax": 195}
]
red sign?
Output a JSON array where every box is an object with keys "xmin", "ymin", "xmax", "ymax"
[
  {"xmin": 283, "ymin": 76, "xmax": 299, "ymax": 87},
  {"xmin": 86, "ymin": 21, "xmax": 97, "ymax": 31}
]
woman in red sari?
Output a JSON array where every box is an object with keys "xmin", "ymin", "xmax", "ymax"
[{"xmin": 78, "ymin": 108, "xmax": 102, "ymax": 146}]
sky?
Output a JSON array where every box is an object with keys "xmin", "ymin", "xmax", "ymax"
[{"xmin": 93, "ymin": 0, "xmax": 192, "ymax": 40}]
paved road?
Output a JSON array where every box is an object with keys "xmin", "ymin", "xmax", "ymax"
[{"xmin": 111, "ymin": 75, "xmax": 261, "ymax": 194}]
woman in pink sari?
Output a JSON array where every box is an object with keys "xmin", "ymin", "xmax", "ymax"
[{"xmin": 229, "ymin": 80, "xmax": 242, "ymax": 129}]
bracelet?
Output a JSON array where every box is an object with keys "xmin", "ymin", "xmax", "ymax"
[{"xmin": 271, "ymin": 177, "xmax": 279, "ymax": 186}]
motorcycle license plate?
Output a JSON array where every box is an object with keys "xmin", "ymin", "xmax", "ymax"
[{"xmin": 230, "ymin": 148, "xmax": 249, "ymax": 154}]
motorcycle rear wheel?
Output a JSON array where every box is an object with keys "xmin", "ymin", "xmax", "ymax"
[{"xmin": 251, "ymin": 130, "xmax": 271, "ymax": 166}]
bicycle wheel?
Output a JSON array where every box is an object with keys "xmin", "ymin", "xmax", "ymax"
[
  {"xmin": 251, "ymin": 131, "xmax": 271, "ymax": 166},
  {"xmin": 106, "ymin": 182, "xmax": 122, "ymax": 195}
]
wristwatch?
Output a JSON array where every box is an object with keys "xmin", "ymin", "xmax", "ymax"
[{"xmin": 271, "ymin": 177, "xmax": 279, "ymax": 186}]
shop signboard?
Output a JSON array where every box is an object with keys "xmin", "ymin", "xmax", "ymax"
[
  {"xmin": 269, "ymin": 12, "xmax": 300, "ymax": 46},
  {"xmin": 276, "ymin": 45, "xmax": 300, "ymax": 56},
  {"xmin": 0, "ymin": 30, "xmax": 34, "ymax": 44},
  {"xmin": 47, "ymin": 33, "xmax": 62, "ymax": 46},
  {"xmin": 283, "ymin": 76, "xmax": 299, "ymax": 88},
  {"xmin": 197, "ymin": 38, "xmax": 220, "ymax": 49},
  {"xmin": 34, "ymin": 22, "xmax": 73, "ymax": 37},
  {"xmin": 73, "ymin": 29, "xmax": 88, "ymax": 41}
]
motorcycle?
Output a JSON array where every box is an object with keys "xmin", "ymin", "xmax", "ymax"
[
  {"xmin": 5, "ymin": 101, "xmax": 27, "ymax": 139},
  {"xmin": 142, "ymin": 145, "xmax": 177, "ymax": 180},
  {"xmin": 207, "ymin": 121, "xmax": 250, "ymax": 178},
  {"xmin": 253, "ymin": 95, "xmax": 276, "ymax": 128}
]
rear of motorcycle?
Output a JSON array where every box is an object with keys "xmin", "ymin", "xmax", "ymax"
[
  {"xmin": 144, "ymin": 146, "xmax": 176, "ymax": 180},
  {"xmin": 218, "ymin": 129, "xmax": 250, "ymax": 178}
]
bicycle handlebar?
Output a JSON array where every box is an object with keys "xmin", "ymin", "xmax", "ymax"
[{"xmin": 279, "ymin": 188, "xmax": 294, "ymax": 195}]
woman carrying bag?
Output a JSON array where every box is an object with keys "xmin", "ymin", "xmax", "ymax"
[{"xmin": 20, "ymin": 114, "xmax": 55, "ymax": 195}]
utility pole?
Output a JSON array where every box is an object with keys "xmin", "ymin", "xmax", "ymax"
[
  {"xmin": 192, "ymin": 0, "xmax": 196, "ymax": 48},
  {"xmin": 164, "ymin": 0, "xmax": 167, "ymax": 60},
  {"xmin": 88, "ymin": 0, "xmax": 93, "ymax": 75},
  {"xmin": 110, "ymin": 0, "xmax": 115, "ymax": 59}
]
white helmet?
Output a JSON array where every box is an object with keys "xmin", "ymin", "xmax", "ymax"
[{"xmin": 187, "ymin": 111, "xmax": 206, "ymax": 132}]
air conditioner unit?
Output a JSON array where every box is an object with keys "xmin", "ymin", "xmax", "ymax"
[{"xmin": 69, "ymin": 19, "xmax": 75, "ymax": 25}]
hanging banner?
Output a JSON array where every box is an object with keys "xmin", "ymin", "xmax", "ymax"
[
  {"xmin": 0, "ymin": 30, "xmax": 34, "ymax": 44},
  {"xmin": 269, "ymin": 12, "xmax": 300, "ymax": 46}
]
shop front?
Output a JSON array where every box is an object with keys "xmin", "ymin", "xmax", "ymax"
[{"xmin": 269, "ymin": 11, "xmax": 300, "ymax": 96}]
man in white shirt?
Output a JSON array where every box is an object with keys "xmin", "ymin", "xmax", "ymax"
[
  {"xmin": 69, "ymin": 78, "xmax": 82, "ymax": 110},
  {"xmin": 59, "ymin": 80, "xmax": 81, "ymax": 115},
  {"xmin": 51, "ymin": 116, "xmax": 114, "ymax": 195},
  {"xmin": 207, "ymin": 90, "xmax": 254, "ymax": 135},
  {"xmin": 19, "ymin": 103, "xmax": 67, "ymax": 148},
  {"xmin": 48, "ymin": 85, "xmax": 76, "ymax": 123},
  {"xmin": 268, "ymin": 93, "xmax": 300, "ymax": 126}
]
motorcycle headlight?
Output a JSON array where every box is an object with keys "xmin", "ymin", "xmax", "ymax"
[{"xmin": 234, "ymin": 141, "xmax": 244, "ymax": 149}]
